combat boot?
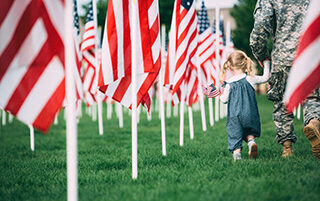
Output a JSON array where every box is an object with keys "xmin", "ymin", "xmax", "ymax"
[
  {"xmin": 303, "ymin": 119, "xmax": 320, "ymax": 160},
  {"xmin": 282, "ymin": 140, "xmax": 293, "ymax": 158}
]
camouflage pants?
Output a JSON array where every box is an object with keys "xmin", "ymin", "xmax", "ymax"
[{"xmin": 267, "ymin": 66, "xmax": 320, "ymax": 144}]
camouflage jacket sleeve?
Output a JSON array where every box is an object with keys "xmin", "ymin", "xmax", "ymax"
[{"xmin": 250, "ymin": 0, "xmax": 274, "ymax": 62}]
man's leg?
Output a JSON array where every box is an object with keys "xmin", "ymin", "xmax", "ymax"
[
  {"xmin": 267, "ymin": 68, "xmax": 296, "ymax": 157},
  {"xmin": 303, "ymin": 88, "xmax": 320, "ymax": 159}
]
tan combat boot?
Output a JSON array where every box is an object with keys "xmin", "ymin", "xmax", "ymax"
[
  {"xmin": 282, "ymin": 140, "xmax": 293, "ymax": 158},
  {"xmin": 303, "ymin": 119, "xmax": 320, "ymax": 160}
]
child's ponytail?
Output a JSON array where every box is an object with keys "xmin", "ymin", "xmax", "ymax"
[
  {"xmin": 245, "ymin": 56, "xmax": 254, "ymax": 77},
  {"xmin": 220, "ymin": 59, "xmax": 230, "ymax": 82}
]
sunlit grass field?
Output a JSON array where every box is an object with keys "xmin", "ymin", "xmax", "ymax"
[{"xmin": 0, "ymin": 95, "xmax": 319, "ymax": 201}]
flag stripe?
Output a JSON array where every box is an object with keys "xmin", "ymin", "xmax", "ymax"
[{"xmin": 295, "ymin": 15, "xmax": 320, "ymax": 58}]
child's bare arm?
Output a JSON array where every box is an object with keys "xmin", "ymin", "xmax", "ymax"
[{"xmin": 249, "ymin": 60, "xmax": 271, "ymax": 84}]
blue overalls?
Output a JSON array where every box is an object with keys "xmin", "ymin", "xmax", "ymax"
[{"xmin": 226, "ymin": 77, "xmax": 261, "ymax": 152}]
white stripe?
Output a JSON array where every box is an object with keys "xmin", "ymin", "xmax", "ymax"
[
  {"xmin": 284, "ymin": 36, "xmax": 320, "ymax": 102},
  {"xmin": 43, "ymin": 0, "xmax": 64, "ymax": 39},
  {"xmin": 81, "ymin": 40, "xmax": 95, "ymax": 51},
  {"xmin": 176, "ymin": 19, "xmax": 197, "ymax": 63},
  {"xmin": 83, "ymin": 67, "xmax": 95, "ymax": 92},
  {"xmin": 135, "ymin": 4, "xmax": 145, "ymax": 74},
  {"xmin": 114, "ymin": 1, "xmax": 125, "ymax": 79},
  {"xmin": 85, "ymin": 92, "xmax": 95, "ymax": 106},
  {"xmin": 178, "ymin": 4, "xmax": 196, "ymax": 38},
  {"xmin": 0, "ymin": 0, "xmax": 32, "ymax": 55},
  {"xmin": 83, "ymin": 51, "xmax": 96, "ymax": 66},
  {"xmin": 302, "ymin": 1, "xmax": 320, "ymax": 30},
  {"xmin": 151, "ymin": 34, "xmax": 161, "ymax": 64},
  {"xmin": 83, "ymin": 29, "xmax": 95, "ymax": 39},
  {"xmin": 166, "ymin": 1, "xmax": 177, "ymax": 86},
  {"xmin": 17, "ymin": 56, "xmax": 64, "ymax": 124},
  {"xmin": 101, "ymin": 24, "xmax": 114, "ymax": 84},
  {"xmin": 0, "ymin": 19, "xmax": 47, "ymax": 108},
  {"xmin": 148, "ymin": 0, "xmax": 157, "ymax": 29}
]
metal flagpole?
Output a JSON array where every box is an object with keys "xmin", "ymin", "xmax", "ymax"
[
  {"xmin": 29, "ymin": 125, "xmax": 35, "ymax": 151},
  {"xmin": 65, "ymin": 0, "xmax": 78, "ymax": 199},
  {"xmin": 160, "ymin": 24, "xmax": 167, "ymax": 155},
  {"xmin": 215, "ymin": 5, "xmax": 220, "ymax": 122},
  {"xmin": 131, "ymin": 0, "xmax": 138, "ymax": 179}
]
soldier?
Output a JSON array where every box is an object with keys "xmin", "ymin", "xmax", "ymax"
[{"xmin": 249, "ymin": 0, "xmax": 320, "ymax": 159}]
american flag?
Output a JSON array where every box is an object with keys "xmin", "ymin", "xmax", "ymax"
[
  {"xmin": 81, "ymin": 0, "xmax": 98, "ymax": 106},
  {"xmin": 0, "ymin": 0, "xmax": 65, "ymax": 132},
  {"xmin": 164, "ymin": 0, "xmax": 198, "ymax": 95},
  {"xmin": 99, "ymin": 0, "xmax": 161, "ymax": 111},
  {"xmin": 202, "ymin": 83, "xmax": 221, "ymax": 98},
  {"xmin": 284, "ymin": 0, "xmax": 320, "ymax": 112},
  {"xmin": 72, "ymin": 0, "xmax": 83, "ymax": 99},
  {"xmin": 185, "ymin": 63, "xmax": 199, "ymax": 106},
  {"xmin": 197, "ymin": 0, "xmax": 215, "ymax": 67}
]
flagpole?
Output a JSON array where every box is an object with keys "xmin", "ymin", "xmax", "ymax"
[
  {"xmin": 160, "ymin": 24, "xmax": 167, "ymax": 156},
  {"xmin": 188, "ymin": 106, "xmax": 194, "ymax": 139},
  {"xmin": 97, "ymin": 94, "xmax": 103, "ymax": 135},
  {"xmin": 29, "ymin": 125, "xmax": 35, "ymax": 151},
  {"xmin": 65, "ymin": 0, "xmax": 78, "ymax": 199},
  {"xmin": 131, "ymin": 0, "xmax": 138, "ymax": 179},
  {"xmin": 179, "ymin": 82, "xmax": 185, "ymax": 146},
  {"xmin": 117, "ymin": 103, "xmax": 123, "ymax": 128},
  {"xmin": 2, "ymin": 110, "xmax": 6, "ymax": 126},
  {"xmin": 215, "ymin": 5, "xmax": 220, "ymax": 122},
  {"xmin": 196, "ymin": 51, "xmax": 207, "ymax": 132}
]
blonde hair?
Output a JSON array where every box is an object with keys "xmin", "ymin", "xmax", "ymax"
[{"xmin": 220, "ymin": 50, "xmax": 254, "ymax": 81}]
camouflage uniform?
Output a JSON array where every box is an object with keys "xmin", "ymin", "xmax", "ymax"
[{"xmin": 250, "ymin": 0, "xmax": 320, "ymax": 145}]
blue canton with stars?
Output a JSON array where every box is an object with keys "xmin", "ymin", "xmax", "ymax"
[
  {"xmin": 86, "ymin": 0, "xmax": 94, "ymax": 23},
  {"xmin": 181, "ymin": 0, "xmax": 194, "ymax": 11},
  {"xmin": 73, "ymin": 0, "xmax": 80, "ymax": 36},
  {"xmin": 198, "ymin": 0, "xmax": 210, "ymax": 34}
]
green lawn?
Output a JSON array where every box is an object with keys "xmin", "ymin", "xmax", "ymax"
[{"xmin": 0, "ymin": 95, "xmax": 319, "ymax": 201}]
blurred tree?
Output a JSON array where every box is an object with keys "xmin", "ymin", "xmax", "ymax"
[
  {"xmin": 230, "ymin": 0, "xmax": 257, "ymax": 59},
  {"xmin": 159, "ymin": 0, "xmax": 175, "ymax": 32},
  {"xmin": 230, "ymin": 0, "xmax": 273, "ymax": 72}
]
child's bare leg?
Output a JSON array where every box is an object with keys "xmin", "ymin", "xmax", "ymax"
[
  {"xmin": 247, "ymin": 135, "xmax": 258, "ymax": 159},
  {"xmin": 247, "ymin": 135, "xmax": 255, "ymax": 141}
]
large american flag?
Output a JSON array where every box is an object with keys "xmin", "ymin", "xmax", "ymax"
[
  {"xmin": 99, "ymin": 0, "xmax": 161, "ymax": 111},
  {"xmin": 0, "ymin": 0, "xmax": 65, "ymax": 132},
  {"xmin": 284, "ymin": 0, "xmax": 320, "ymax": 112},
  {"xmin": 72, "ymin": 0, "xmax": 83, "ymax": 99},
  {"xmin": 164, "ymin": 0, "xmax": 198, "ymax": 96},
  {"xmin": 81, "ymin": 0, "xmax": 98, "ymax": 106}
]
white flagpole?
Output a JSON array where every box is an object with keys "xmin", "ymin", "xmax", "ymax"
[
  {"xmin": 188, "ymin": 106, "xmax": 194, "ymax": 139},
  {"xmin": 8, "ymin": 114, "xmax": 13, "ymax": 123},
  {"xmin": 166, "ymin": 95, "xmax": 172, "ymax": 118},
  {"xmin": 179, "ymin": 82, "xmax": 185, "ymax": 146},
  {"xmin": 29, "ymin": 125, "xmax": 35, "ymax": 151},
  {"xmin": 97, "ymin": 99, "xmax": 103, "ymax": 135},
  {"xmin": 297, "ymin": 104, "xmax": 301, "ymax": 120},
  {"xmin": 65, "ymin": 0, "xmax": 78, "ymax": 199},
  {"xmin": 196, "ymin": 49, "xmax": 207, "ymax": 132},
  {"xmin": 160, "ymin": 24, "xmax": 167, "ymax": 156},
  {"xmin": 54, "ymin": 113, "xmax": 59, "ymax": 125},
  {"xmin": 147, "ymin": 109, "xmax": 152, "ymax": 121},
  {"xmin": 215, "ymin": 5, "xmax": 220, "ymax": 122},
  {"xmin": 2, "ymin": 110, "xmax": 6, "ymax": 126},
  {"xmin": 117, "ymin": 103, "xmax": 123, "ymax": 128},
  {"xmin": 173, "ymin": 104, "xmax": 178, "ymax": 117},
  {"xmin": 131, "ymin": 0, "xmax": 138, "ymax": 179}
]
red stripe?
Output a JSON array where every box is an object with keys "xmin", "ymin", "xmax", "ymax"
[
  {"xmin": 150, "ymin": 16, "xmax": 159, "ymax": 48},
  {"xmin": 177, "ymin": 11, "xmax": 196, "ymax": 48},
  {"xmin": 199, "ymin": 43, "xmax": 213, "ymax": 57},
  {"xmin": 0, "ymin": 0, "xmax": 14, "ymax": 26},
  {"xmin": 295, "ymin": 14, "xmax": 320, "ymax": 58},
  {"xmin": 5, "ymin": 1, "xmax": 64, "ymax": 115},
  {"xmin": 107, "ymin": 0, "xmax": 118, "ymax": 81},
  {"xmin": 33, "ymin": 79, "xmax": 65, "ymax": 133},
  {"xmin": 286, "ymin": 62, "xmax": 320, "ymax": 112},
  {"xmin": 5, "ymin": 40, "xmax": 55, "ymax": 115},
  {"xmin": 138, "ymin": 0, "xmax": 153, "ymax": 72},
  {"xmin": 0, "ymin": 0, "xmax": 39, "ymax": 82},
  {"xmin": 82, "ymin": 35, "xmax": 95, "ymax": 44},
  {"xmin": 122, "ymin": 0, "xmax": 131, "ymax": 77},
  {"xmin": 199, "ymin": 33, "xmax": 212, "ymax": 47},
  {"xmin": 84, "ymin": 26, "xmax": 94, "ymax": 33},
  {"xmin": 81, "ymin": 44, "xmax": 95, "ymax": 53}
]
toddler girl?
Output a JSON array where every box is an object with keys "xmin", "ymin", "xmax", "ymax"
[{"xmin": 204, "ymin": 50, "xmax": 270, "ymax": 160}]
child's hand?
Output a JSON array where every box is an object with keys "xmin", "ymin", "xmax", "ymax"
[
  {"xmin": 263, "ymin": 60, "xmax": 271, "ymax": 71},
  {"xmin": 201, "ymin": 85, "xmax": 209, "ymax": 95}
]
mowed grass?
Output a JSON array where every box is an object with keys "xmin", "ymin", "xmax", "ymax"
[{"xmin": 0, "ymin": 95, "xmax": 319, "ymax": 201}]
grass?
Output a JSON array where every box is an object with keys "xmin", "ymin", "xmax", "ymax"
[{"xmin": 0, "ymin": 95, "xmax": 319, "ymax": 201}]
